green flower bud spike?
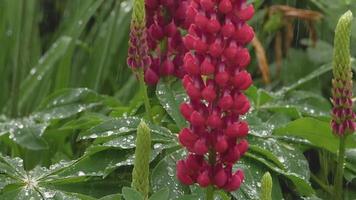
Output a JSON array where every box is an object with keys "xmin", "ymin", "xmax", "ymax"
[
  {"xmin": 331, "ymin": 10, "xmax": 355, "ymax": 136},
  {"xmin": 132, "ymin": 121, "xmax": 151, "ymax": 199},
  {"xmin": 260, "ymin": 172, "xmax": 273, "ymax": 200},
  {"xmin": 331, "ymin": 10, "xmax": 354, "ymax": 200},
  {"xmin": 127, "ymin": 0, "xmax": 150, "ymax": 70}
]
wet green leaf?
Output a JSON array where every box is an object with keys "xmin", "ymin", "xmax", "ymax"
[
  {"xmin": 274, "ymin": 117, "xmax": 356, "ymax": 153},
  {"xmin": 156, "ymin": 80, "xmax": 188, "ymax": 129},
  {"xmin": 122, "ymin": 187, "xmax": 144, "ymax": 200}
]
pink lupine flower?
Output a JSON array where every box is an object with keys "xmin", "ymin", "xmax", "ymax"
[{"xmin": 176, "ymin": 0, "xmax": 255, "ymax": 192}]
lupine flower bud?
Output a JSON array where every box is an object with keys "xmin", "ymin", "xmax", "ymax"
[
  {"xmin": 177, "ymin": 160, "xmax": 194, "ymax": 185},
  {"xmin": 260, "ymin": 172, "xmax": 273, "ymax": 200},
  {"xmin": 331, "ymin": 11, "xmax": 355, "ymax": 136},
  {"xmin": 127, "ymin": 0, "xmax": 151, "ymax": 70},
  {"xmin": 214, "ymin": 166, "xmax": 228, "ymax": 188},
  {"xmin": 177, "ymin": 0, "xmax": 254, "ymax": 192},
  {"xmin": 197, "ymin": 170, "xmax": 211, "ymax": 187},
  {"xmin": 132, "ymin": 121, "xmax": 151, "ymax": 199}
]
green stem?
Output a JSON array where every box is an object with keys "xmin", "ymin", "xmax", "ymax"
[
  {"xmin": 137, "ymin": 69, "xmax": 153, "ymax": 122},
  {"xmin": 334, "ymin": 136, "xmax": 347, "ymax": 200},
  {"xmin": 10, "ymin": 0, "xmax": 24, "ymax": 117},
  {"xmin": 310, "ymin": 173, "xmax": 332, "ymax": 195},
  {"xmin": 206, "ymin": 186, "xmax": 214, "ymax": 200},
  {"xmin": 206, "ymin": 150, "xmax": 216, "ymax": 200}
]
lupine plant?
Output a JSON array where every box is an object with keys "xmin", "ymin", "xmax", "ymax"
[
  {"xmin": 0, "ymin": 0, "xmax": 355, "ymax": 200},
  {"xmin": 331, "ymin": 10, "xmax": 355, "ymax": 200}
]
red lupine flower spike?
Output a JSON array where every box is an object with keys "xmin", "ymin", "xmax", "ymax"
[{"xmin": 177, "ymin": 0, "xmax": 254, "ymax": 192}]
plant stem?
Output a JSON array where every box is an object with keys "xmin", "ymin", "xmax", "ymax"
[
  {"xmin": 334, "ymin": 136, "xmax": 347, "ymax": 200},
  {"xmin": 137, "ymin": 69, "xmax": 153, "ymax": 122},
  {"xmin": 206, "ymin": 150, "xmax": 216, "ymax": 200},
  {"xmin": 310, "ymin": 173, "xmax": 332, "ymax": 195},
  {"xmin": 206, "ymin": 186, "xmax": 214, "ymax": 200},
  {"xmin": 10, "ymin": 0, "xmax": 24, "ymax": 117}
]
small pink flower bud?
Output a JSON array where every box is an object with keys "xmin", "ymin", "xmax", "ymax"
[
  {"xmin": 194, "ymin": 138, "xmax": 209, "ymax": 155},
  {"xmin": 144, "ymin": 68, "xmax": 159, "ymax": 85},
  {"xmin": 200, "ymin": 57, "xmax": 215, "ymax": 75},
  {"xmin": 180, "ymin": 103, "xmax": 194, "ymax": 120},
  {"xmin": 186, "ymin": 154, "xmax": 203, "ymax": 170},
  {"xmin": 161, "ymin": 58, "xmax": 175, "ymax": 76},
  {"xmin": 197, "ymin": 170, "xmax": 211, "ymax": 187},
  {"xmin": 232, "ymin": 70, "xmax": 253, "ymax": 90},
  {"xmin": 200, "ymin": 0, "xmax": 214, "ymax": 11},
  {"xmin": 183, "ymin": 34, "xmax": 197, "ymax": 50},
  {"xmin": 202, "ymin": 81, "xmax": 217, "ymax": 102},
  {"xmin": 224, "ymin": 173, "xmax": 242, "ymax": 191},
  {"xmin": 237, "ymin": 139, "xmax": 249, "ymax": 156},
  {"xmin": 218, "ymin": 91, "xmax": 234, "ymax": 110},
  {"xmin": 236, "ymin": 4, "xmax": 255, "ymax": 21},
  {"xmin": 215, "ymin": 64, "xmax": 230, "ymax": 87},
  {"xmin": 234, "ymin": 24, "xmax": 255, "ymax": 44},
  {"xmin": 219, "ymin": 0, "xmax": 233, "ymax": 14},
  {"xmin": 206, "ymin": 15, "xmax": 221, "ymax": 33},
  {"xmin": 195, "ymin": 12, "xmax": 209, "ymax": 29},
  {"xmin": 214, "ymin": 167, "xmax": 228, "ymax": 188},
  {"xmin": 215, "ymin": 135, "xmax": 229, "ymax": 153},
  {"xmin": 209, "ymin": 38, "xmax": 224, "ymax": 57},
  {"xmin": 222, "ymin": 18, "xmax": 235, "ymax": 38},
  {"xmin": 190, "ymin": 111, "xmax": 205, "ymax": 127},
  {"xmin": 177, "ymin": 160, "xmax": 194, "ymax": 185},
  {"xmin": 179, "ymin": 128, "xmax": 199, "ymax": 148},
  {"xmin": 207, "ymin": 111, "xmax": 223, "ymax": 129},
  {"xmin": 184, "ymin": 52, "xmax": 200, "ymax": 75}
]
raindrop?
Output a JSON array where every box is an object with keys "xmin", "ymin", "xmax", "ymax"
[
  {"xmin": 30, "ymin": 68, "xmax": 36, "ymax": 75},
  {"xmin": 78, "ymin": 171, "xmax": 85, "ymax": 176}
]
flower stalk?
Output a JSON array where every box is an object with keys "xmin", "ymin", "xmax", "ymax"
[
  {"xmin": 331, "ymin": 10, "xmax": 354, "ymax": 200},
  {"xmin": 127, "ymin": 0, "xmax": 153, "ymax": 122},
  {"xmin": 176, "ymin": 0, "xmax": 255, "ymax": 195}
]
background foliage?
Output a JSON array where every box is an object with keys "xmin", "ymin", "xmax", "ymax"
[{"xmin": 0, "ymin": 0, "xmax": 356, "ymax": 199}]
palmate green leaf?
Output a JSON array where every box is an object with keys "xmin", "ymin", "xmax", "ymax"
[
  {"xmin": 0, "ymin": 119, "xmax": 48, "ymax": 150},
  {"xmin": 231, "ymin": 158, "xmax": 283, "ymax": 200},
  {"xmin": 59, "ymin": 112, "xmax": 108, "ymax": 131},
  {"xmin": 274, "ymin": 117, "xmax": 356, "ymax": 153},
  {"xmin": 250, "ymin": 137, "xmax": 310, "ymax": 180},
  {"xmin": 149, "ymin": 188, "xmax": 170, "ymax": 200},
  {"xmin": 0, "ymin": 152, "xmax": 121, "ymax": 199},
  {"xmin": 258, "ymin": 104, "xmax": 302, "ymax": 119},
  {"xmin": 71, "ymin": 117, "xmax": 177, "ymax": 177},
  {"xmin": 0, "ymin": 154, "xmax": 26, "ymax": 180},
  {"xmin": 0, "ymin": 88, "xmax": 110, "ymax": 151},
  {"xmin": 246, "ymin": 152, "xmax": 314, "ymax": 196},
  {"xmin": 122, "ymin": 187, "xmax": 144, "ymax": 200},
  {"xmin": 151, "ymin": 150, "xmax": 187, "ymax": 200},
  {"xmin": 156, "ymin": 80, "xmax": 188, "ymax": 129},
  {"xmin": 245, "ymin": 86, "xmax": 274, "ymax": 108},
  {"xmin": 35, "ymin": 88, "xmax": 105, "ymax": 121},
  {"xmin": 78, "ymin": 117, "xmax": 175, "ymax": 141},
  {"xmin": 248, "ymin": 137, "xmax": 313, "ymax": 196}
]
